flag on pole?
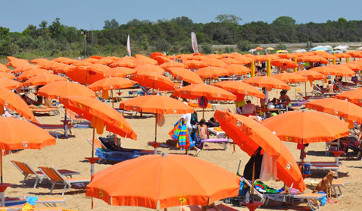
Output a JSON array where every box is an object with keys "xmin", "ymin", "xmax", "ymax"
[
  {"xmin": 127, "ymin": 34, "xmax": 131, "ymax": 57},
  {"xmin": 191, "ymin": 32, "xmax": 199, "ymax": 53}
]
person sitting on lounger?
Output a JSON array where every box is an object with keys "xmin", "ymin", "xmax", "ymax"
[
  {"xmin": 242, "ymin": 100, "xmax": 257, "ymax": 115},
  {"xmin": 21, "ymin": 94, "xmax": 41, "ymax": 106}
]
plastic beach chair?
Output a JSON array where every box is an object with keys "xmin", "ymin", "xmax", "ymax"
[
  {"xmin": 10, "ymin": 160, "xmax": 81, "ymax": 188},
  {"xmin": 10, "ymin": 160, "xmax": 45, "ymax": 188},
  {"xmin": 38, "ymin": 166, "xmax": 90, "ymax": 195}
]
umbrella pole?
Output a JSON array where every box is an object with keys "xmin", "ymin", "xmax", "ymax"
[
  {"xmin": 0, "ymin": 151, "xmax": 2, "ymax": 184},
  {"xmin": 92, "ymin": 128, "xmax": 95, "ymax": 158},
  {"xmin": 111, "ymin": 90, "xmax": 114, "ymax": 108},
  {"xmin": 154, "ymin": 115, "xmax": 158, "ymax": 154},
  {"xmin": 202, "ymin": 107, "xmax": 205, "ymax": 119},
  {"xmin": 305, "ymin": 82, "xmax": 307, "ymax": 97},
  {"xmin": 64, "ymin": 108, "xmax": 68, "ymax": 138},
  {"xmin": 251, "ymin": 161, "xmax": 255, "ymax": 203}
]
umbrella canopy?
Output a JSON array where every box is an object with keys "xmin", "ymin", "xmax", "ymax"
[
  {"xmin": 214, "ymin": 110, "xmax": 305, "ymax": 192},
  {"xmin": 104, "ymin": 67, "xmax": 136, "ymax": 78},
  {"xmin": 0, "ymin": 78, "xmax": 22, "ymax": 89},
  {"xmin": 159, "ymin": 61, "xmax": 186, "ymax": 69},
  {"xmin": 86, "ymin": 153, "xmax": 240, "ymax": 209},
  {"xmin": 294, "ymin": 70, "xmax": 325, "ymax": 81},
  {"xmin": 261, "ymin": 111, "xmax": 350, "ymax": 144},
  {"xmin": 194, "ymin": 67, "xmax": 228, "ymax": 79},
  {"xmin": 243, "ymin": 76, "xmax": 291, "ymax": 90},
  {"xmin": 212, "ymin": 81, "xmax": 265, "ymax": 99},
  {"xmin": 305, "ymin": 98, "xmax": 362, "ymax": 124},
  {"xmin": 0, "ymin": 64, "xmax": 11, "ymax": 72},
  {"xmin": 17, "ymin": 69, "xmax": 52, "ymax": 81},
  {"xmin": 271, "ymin": 59, "xmax": 298, "ymax": 68},
  {"xmin": 66, "ymin": 67, "xmax": 105, "ymax": 85},
  {"xmin": 134, "ymin": 64, "xmax": 165, "ymax": 75},
  {"xmin": 224, "ymin": 64, "xmax": 251, "ymax": 75},
  {"xmin": 131, "ymin": 72, "xmax": 176, "ymax": 91},
  {"xmin": 271, "ymin": 72, "xmax": 308, "ymax": 83},
  {"xmin": 38, "ymin": 81, "xmax": 95, "ymax": 99},
  {"xmin": 23, "ymin": 74, "xmax": 67, "ymax": 86},
  {"xmin": 0, "ymin": 117, "xmax": 55, "ymax": 150},
  {"xmin": 59, "ymin": 96, "xmax": 137, "ymax": 140},
  {"xmin": 310, "ymin": 65, "xmax": 355, "ymax": 77},
  {"xmin": 166, "ymin": 67, "xmax": 203, "ymax": 84},
  {"xmin": 0, "ymin": 72, "xmax": 15, "ymax": 80},
  {"xmin": 335, "ymin": 88, "xmax": 362, "ymax": 106},
  {"xmin": 183, "ymin": 60, "xmax": 208, "ymax": 69},
  {"xmin": 119, "ymin": 95, "xmax": 194, "ymax": 114},
  {"xmin": 88, "ymin": 77, "xmax": 137, "ymax": 91},
  {"xmin": 172, "ymin": 84, "xmax": 236, "ymax": 101},
  {"xmin": 0, "ymin": 117, "xmax": 56, "ymax": 183},
  {"xmin": 0, "ymin": 87, "xmax": 38, "ymax": 123}
]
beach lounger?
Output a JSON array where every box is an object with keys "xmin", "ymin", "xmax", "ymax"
[
  {"xmin": 0, "ymin": 196, "xmax": 65, "ymax": 208},
  {"xmin": 87, "ymin": 138, "xmax": 156, "ymax": 163},
  {"xmin": 293, "ymin": 193, "xmax": 326, "ymax": 210},
  {"xmin": 0, "ymin": 206, "xmax": 64, "ymax": 211},
  {"xmin": 31, "ymin": 107, "xmax": 60, "ymax": 116},
  {"xmin": 34, "ymin": 123, "xmax": 74, "ymax": 138},
  {"xmin": 179, "ymin": 203, "xmax": 241, "ymax": 211},
  {"xmin": 10, "ymin": 160, "xmax": 80, "ymax": 188},
  {"xmin": 38, "ymin": 166, "xmax": 90, "ymax": 195},
  {"xmin": 331, "ymin": 180, "xmax": 349, "ymax": 198},
  {"xmin": 200, "ymin": 138, "xmax": 230, "ymax": 150}
]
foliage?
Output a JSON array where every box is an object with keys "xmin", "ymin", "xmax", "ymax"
[{"xmin": 0, "ymin": 15, "xmax": 361, "ymax": 59}]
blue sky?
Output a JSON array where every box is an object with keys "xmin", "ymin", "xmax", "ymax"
[{"xmin": 1, "ymin": 0, "xmax": 361, "ymax": 32}]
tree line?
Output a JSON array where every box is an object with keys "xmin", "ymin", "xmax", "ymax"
[{"xmin": 0, "ymin": 15, "xmax": 361, "ymax": 59}]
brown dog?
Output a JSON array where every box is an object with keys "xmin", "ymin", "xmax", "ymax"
[{"xmin": 313, "ymin": 171, "xmax": 334, "ymax": 198}]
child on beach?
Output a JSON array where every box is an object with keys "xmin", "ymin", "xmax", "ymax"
[{"xmin": 198, "ymin": 119, "xmax": 209, "ymax": 141}]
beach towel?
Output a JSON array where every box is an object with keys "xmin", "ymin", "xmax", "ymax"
[{"xmin": 169, "ymin": 119, "xmax": 193, "ymax": 149}]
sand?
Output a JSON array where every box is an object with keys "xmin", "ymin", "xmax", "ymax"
[{"xmin": 3, "ymin": 84, "xmax": 362, "ymax": 211}]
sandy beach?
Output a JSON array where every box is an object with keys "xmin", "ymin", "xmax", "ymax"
[{"xmin": 2, "ymin": 83, "xmax": 361, "ymax": 211}]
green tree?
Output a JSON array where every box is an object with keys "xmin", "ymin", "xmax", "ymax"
[
  {"xmin": 103, "ymin": 19, "xmax": 120, "ymax": 29},
  {"xmin": 215, "ymin": 14, "xmax": 242, "ymax": 25}
]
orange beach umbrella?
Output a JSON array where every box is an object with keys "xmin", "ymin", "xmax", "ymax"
[
  {"xmin": 0, "ymin": 72, "xmax": 15, "ymax": 80},
  {"xmin": 335, "ymin": 88, "xmax": 362, "ymax": 106},
  {"xmin": 294, "ymin": 70, "xmax": 325, "ymax": 81},
  {"xmin": 172, "ymin": 84, "xmax": 236, "ymax": 101},
  {"xmin": 17, "ymin": 69, "xmax": 52, "ymax": 81},
  {"xmin": 38, "ymin": 81, "xmax": 95, "ymax": 99},
  {"xmin": 0, "ymin": 78, "xmax": 22, "ymax": 89},
  {"xmin": 166, "ymin": 67, "xmax": 204, "ymax": 84},
  {"xmin": 305, "ymin": 98, "xmax": 362, "ymax": 124},
  {"xmin": 59, "ymin": 96, "xmax": 137, "ymax": 141},
  {"xmin": 23, "ymin": 74, "xmax": 67, "ymax": 86},
  {"xmin": 224, "ymin": 64, "xmax": 251, "ymax": 75},
  {"xmin": 88, "ymin": 77, "xmax": 137, "ymax": 91},
  {"xmin": 0, "ymin": 117, "xmax": 55, "ymax": 184},
  {"xmin": 195, "ymin": 66, "xmax": 228, "ymax": 79},
  {"xmin": 212, "ymin": 81, "xmax": 265, "ymax": 99},
  {"xmin": 214, "ymin": 110, "xmax": 305, "ymax": 192},
  {"xmin": 86, "ymin": 154, "xmax": 240, "ymax": 209},
  {"xmin": 243, "ymin": 76, "xmax": 291, "ymax": 90},
  {"xmin": 271, "ymin": 59, "xmax": 298, "ymax": 69},
  {"xmin": 261, "ymin": 111, "xmax": 350, "ymax": 144},
  {"xmin": 271, "ymin": 72, "xmax": 308, "ymax": 83},
  {"xmin": 131, "ymin": 72, "xmax": 176, "ymax": 91},
  {"xmin": 119, "ymin": 95, "xmax": 194, "ymax": 115},
  {"xmin": 104, "ymin": 67, "xmax": 136, "ymax": 78},
  {"xmin": 0, "ymin": 87, "xmax": 38, "ymax": 123}
]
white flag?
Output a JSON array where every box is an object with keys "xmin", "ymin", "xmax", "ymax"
[
  {"xmin": 191, "ymin": 32, "xmax": 199, "ymax": 53},
  {"xmin": 127, "ymin": 34, "xmax": 131, "ymax": 57}
]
